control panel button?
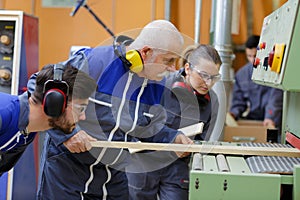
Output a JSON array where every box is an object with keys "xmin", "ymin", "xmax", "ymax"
[
  {"xmin": 270, "ymin": 43, "xmax": 286, "ymax": 73},
  {"xmin": 253, "ymin": 57, "xmax": 260, "ymax": 68},
  {"xmin": 268, "ymin": 48, "xmax": 275, "ymax": 66},
  {"xmin": 0, "ymin": 67, "xmax": 11, "ymax": 81},
  {"xmin": 0, "ymin": 35, "xmax": 11, "ymax": 45},
  {"xmin": 257, "ymin": 42, "xmax": 266, "ymax": 50},
  {"xmin": 263, "ymin": 57, "xmax": 269, "ymax": 71}
]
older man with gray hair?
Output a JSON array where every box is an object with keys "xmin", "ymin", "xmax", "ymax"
[{"xmin": 28, "ymin": 19, "xmax": 192, "ymax": 200}]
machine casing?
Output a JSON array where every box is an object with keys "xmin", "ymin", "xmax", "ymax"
[{"xmin": 190, "ymin": 0, "xmax": 300, "ymax": 199}]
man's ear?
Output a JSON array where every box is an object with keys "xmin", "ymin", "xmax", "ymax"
[{"xmin": 140, "ymin": 46, "xmax": 152, "ymax": 60}]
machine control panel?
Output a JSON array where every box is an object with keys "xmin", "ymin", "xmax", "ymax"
[
  {"xmin": 0, "ymin": 21, "xmax": 15, "ymax": 92},
  {"xmin": 252, "ymin": 0, "xmax": 300, "ymax": 91},
  {"xmin": 0, "ymin": 11, "xmax": 38, "ymax": 200}
]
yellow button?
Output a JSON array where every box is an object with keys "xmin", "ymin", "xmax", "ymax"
[{"xmin": 270, "ymin": 43, "xmax": 285, "ymax": 74}]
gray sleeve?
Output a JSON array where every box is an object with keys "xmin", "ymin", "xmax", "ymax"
[{"xmin": 62, "ymin": 50, "xmax": 90, "ymax": 73}]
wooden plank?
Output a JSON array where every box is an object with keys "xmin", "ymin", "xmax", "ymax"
[
  {"xmin": 178, "ymin": 122, "xmax": 204, "ymax": 137},
  {"xmin": 90, "ymin": 141, "xmax": 300, "ymax": 157}
]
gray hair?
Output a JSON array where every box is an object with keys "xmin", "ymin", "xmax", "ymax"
[{"xmin": 129, "ymin": 20, "xmax": 184, "ymax": 55}]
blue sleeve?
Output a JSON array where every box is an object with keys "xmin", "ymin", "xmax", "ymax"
[
  {"xmin": 0, "ymin": 135, "xmax": 35, "ymax": 174},
  {"xmin": 27, "ymin": 72, "xmax": 37, "ymax": 94},
  {"xmin": 0, "ymin": 93, "xmax": 20, "ymax": 139},
  {"xmin": 62, "ymin": 48, "xmax": 90, "ymax": 73},
  {"xmin": 47, "ymin": 125, "xmax": 81, "ymax": 146},
  {"xmin": 264, "ymin": 88, "xmax": 283, "ymax": 126}
]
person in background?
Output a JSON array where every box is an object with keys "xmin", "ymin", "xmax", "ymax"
[
  {"xmin": 230, "ymin": 35, "xmax": 283, "ymax": 130},
  {"xmin": 28, "ymin": 19, "xmax": 193, "ymax": 199},
  {"xmin": 0, "ymin": 64, "xmax": 97, "ymax": 176},
  {"xmin": 127, "ymin": 44, "xmax": 222, "ymax": 200}
]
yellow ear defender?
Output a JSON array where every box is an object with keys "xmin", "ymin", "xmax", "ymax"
[
  {"xmin": 125, "ymin": 50, "xmax": 143, "ymax": 73},
  {"xmin": 113, "ymin": 35, "xmax": 144, "ymax": 73}
]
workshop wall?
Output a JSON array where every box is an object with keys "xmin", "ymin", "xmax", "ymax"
[{"xmin": 1, "ymin": 0, "xmax": 287, "ymax": 71}]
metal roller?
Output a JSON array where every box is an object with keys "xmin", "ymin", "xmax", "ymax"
[
  {"xmin": 192, "ymin": 153, "xmax": 203, "ymax": 170},
  {"xmin": 216, "ymin": 154, "xmax": 230, "ymax": 172}
]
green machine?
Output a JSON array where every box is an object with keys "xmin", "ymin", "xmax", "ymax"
[{"xmin": 189, "ymin": 0, "xmax": 300, "ymax": 199}]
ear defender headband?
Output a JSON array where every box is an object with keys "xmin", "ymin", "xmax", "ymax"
[
  {"xmin": 113, "ymin": 35, "xmax": 144, "ymax": 73},
  {"xmin": 43, "ymin": 64, "xmax": 69, "ymax": 117}
]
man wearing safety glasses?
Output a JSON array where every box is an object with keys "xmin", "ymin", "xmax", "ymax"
[{"xmin": 0, "ymin": 64, "xmax": 96, "ymax": 175}]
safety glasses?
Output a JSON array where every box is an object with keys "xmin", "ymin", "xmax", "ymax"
[
  {"xmin": 189, "ymin": 63, "xmax": 221, "ymax": 84},
  {"xmin": 69, "ymin": 103, "xmax": 88, "ymax": 115}
]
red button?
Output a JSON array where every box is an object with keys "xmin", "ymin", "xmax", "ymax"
[
  {"xmin": 260, "ymin": 42, "xmax": 266, "ymax": 49},
  {"xmin": 253, "ymin": 57, "xmax": 260, "ymax": 68},
  {"xmin": 257, "ymin": 42, "xmax": 266, "ymax": 50}
]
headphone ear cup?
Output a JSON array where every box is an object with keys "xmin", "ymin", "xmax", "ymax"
[
  {"xmin": 125, "ymin": 50, "xmax": 143, "ymax": 73},
  {"xmin": 43, "ymin": 89, "xmax": 67, "ymax": 117}
]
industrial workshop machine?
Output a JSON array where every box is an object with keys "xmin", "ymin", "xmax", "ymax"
[
  {"xmin": 189, "ymin": 0, "xmax": 300, "ymax": 199},
  {"xmin": 0, "ymin": 11, "xmax": 38, "ymax": 200}
]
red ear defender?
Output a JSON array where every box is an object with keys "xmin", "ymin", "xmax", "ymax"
[
  {"xmin": 43, "ymin": 88, "xmax": 67, "ymax": 117},
  {"xmin": 42, "ymin": 64, "xmax": 69, "ymax": 117}
]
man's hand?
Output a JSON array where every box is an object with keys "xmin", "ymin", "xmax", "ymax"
[
  {"xmin": 173, "ymin": 133, "xmax": 194, "ymax": 158},
  {"xmin": 263, "ymin": 118, "xmax": 275, "ymax": 129},
  {"xmin": 63, "ymin": 130, "xmax": 97, "ymax": 153}
]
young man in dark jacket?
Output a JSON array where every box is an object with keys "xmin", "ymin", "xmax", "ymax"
[
  {"xmin": 0, "ymin": 64, "xmax": 96, "ymax": 175},
  {"xmin": 230, "ymin": 35, "xmax": 283, "ymax": 129}
]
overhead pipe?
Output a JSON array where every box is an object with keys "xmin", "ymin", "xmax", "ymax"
[
  {"xmin": 164, "ymin": 0, "xmax": 171, "ymax": 21},
  {"xmin": 247, "ymin": 0, "xmax": 253, "ymax": 37},
  {"xmin": 194, "ymin": 0, "xmax": 202, "ymax": 44},
  {"xmin": 213, "ymin": 0, "xmax": 235, "ymax": 109},
  {"xmin": 209, "ymin": 0, "xmax": 235, "ymax": 141},
  {"xmin": 151, "ymin": 0, "xmax": 157, "ymax": 20}
]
